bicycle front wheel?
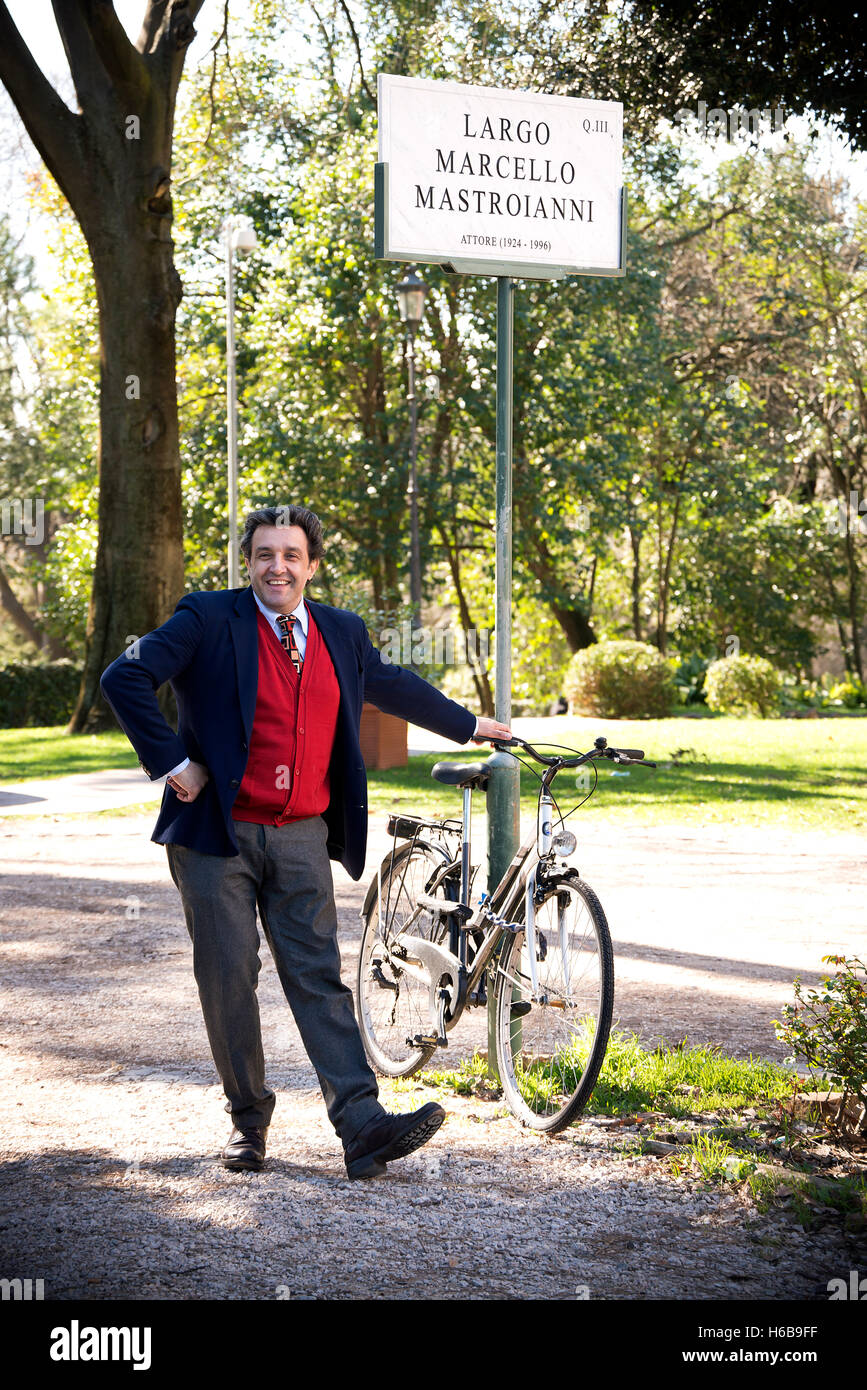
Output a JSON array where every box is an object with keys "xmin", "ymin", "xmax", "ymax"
[
  {"xmin": 493, "ymin": 869, "xmax": 613, "ymax": 1132},
  {"xmin": 356, "ymin": 841, "xmax": 457, "ymax": 1078}
]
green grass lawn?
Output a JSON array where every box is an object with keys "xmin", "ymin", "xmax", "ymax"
[
  {"xmin": 0, "ymin": 727, "xmax": 138, "ymax": 782},
  {"xmin": 369, "ymin": 715, "xmax": 867, "ymax": 833},
  {"xmin": 2, "ymin": 716, "xmax": 865, "ymax": 832}
]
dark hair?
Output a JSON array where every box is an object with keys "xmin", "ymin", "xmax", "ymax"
[{"xmin": 239, "ymin": 505, "xmax": 325, "ymax": 564}]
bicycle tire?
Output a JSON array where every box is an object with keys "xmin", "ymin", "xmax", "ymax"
[
  {"xmin": 356, "ymin": 840, "xmax": 458, "ymax": 1078},
  {"xmin": 493, "ymin": 869, "xmax": 613, "ymax": 1133}
]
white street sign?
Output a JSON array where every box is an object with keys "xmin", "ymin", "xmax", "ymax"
[{"xmin": 376, "ymin": 74, "xmax": 625, "ymax": 280}]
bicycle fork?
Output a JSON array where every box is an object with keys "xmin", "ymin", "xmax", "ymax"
[{"xmin": 521, "ymin": 783, "xmax": 555, "ymax": 1003}]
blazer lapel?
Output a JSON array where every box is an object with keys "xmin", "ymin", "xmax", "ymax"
[
  {"xmin": 305, "ymin": 599, "xmax": 357, "ymax": 710},
  {"xmin": 229, "ymin": 586, "xmax": 259, "ymax": 742}
]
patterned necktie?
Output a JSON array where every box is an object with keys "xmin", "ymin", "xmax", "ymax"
[{"xmin": 276, "ymin": 613, "xmax": 303, "ymax": 676}]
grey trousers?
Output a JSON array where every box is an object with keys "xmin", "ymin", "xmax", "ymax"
[{"xmin": 165, "ymin": 815, "xmax": 385, "ymax": 1147}]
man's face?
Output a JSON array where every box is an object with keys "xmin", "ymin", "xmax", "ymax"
[{"xmin": 244, "ymin": 523, "xmax": 319, "ymax": 614}]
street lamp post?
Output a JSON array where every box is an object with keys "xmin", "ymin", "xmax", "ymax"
[
  {"xmin": 223, "ymin": 216, "xmax": 258, "ymax": 588},
  {"xmin": 395, "ymin": 267, "xmax": 428, "ymax": 651}
]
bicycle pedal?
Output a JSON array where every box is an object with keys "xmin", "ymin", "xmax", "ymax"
[
  {"xmin": 406, "ymin": 1033, "xmax": 448, "ymax": 1049},
  {"xmin": 510, "ymin": 1001, "xmax": 532, "ymax": 1018}
]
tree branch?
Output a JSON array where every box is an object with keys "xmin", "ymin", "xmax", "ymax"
[
  {"xmin": 0, "ymin": 2, "xmax": 84, "ymax": 211},
  {"xmin": 336, "ymin": 0, "xmax": 374, "ymax": 105},
  {"xmin": 147, "ymin": 0, "xmax": 207, "ymax": 62},
  {"xmin": 203, "ymin": 0, "xmax": 229, "ymax": 145},
  {"xmin": 77, "ymin": 1, "xmax": 150, "ymax": 101},
  {"xmin": 646, "ymin": 203, "xmax": 745, "ymax": 250},
  {"xmin": 138, "ymin": 0, "xmax": 208, "ymax": 57},
  {"xmin": 144, "ymin": 0, "xmax": 208, "ymax": 114}
]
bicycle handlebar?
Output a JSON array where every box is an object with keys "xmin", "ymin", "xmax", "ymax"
[{"xmin": 484, "ymin": 734, "xmax": 657, "ymax": 770}]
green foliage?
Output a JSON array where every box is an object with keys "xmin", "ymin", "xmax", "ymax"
[
  {"xmin": 0, "ymin": 662, "xmax": 82, "ymax": 728},
  {"xmin": 672, "ymin": 653, "xmax": 709, "ymax": 705},
  {"xmin": 774, "ymin": 955, "xmax": 867, "ymax": 1125},
  {"xmin": 0, "ymin": 198, "xmax": 98, "ymax": 662},
  {"xmin": 827, "ymin": 678, "xmax": 867, "ymax": 709},
  {"xmin": 781, "ymin": 676, "xmax": 867, "ymax": 714},
  {"xmin": 680, "ymin": 1132, "xmax": 745, "ymax": 1183},
  {"xmin": 704, "ymin": 653, "xmax": 783, "ymax": 718},
  {"xmin": 563, "ymin": 640, "xmax": 676, "ymax": 718},
  {"xmin": 1, "ymin": 2, "xmax": 864, "ymax": 694},
  {"xmin": 589, "ymin": 1030, "xmax": 795, "ymax": 1117},
  {"xmin": 412, "ymin": 1031, "xmax": 796, "ymax": 1117}
]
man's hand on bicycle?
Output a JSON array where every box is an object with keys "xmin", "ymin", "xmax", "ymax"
[{"xmin": 473, "ymin": 717, "xmax": 513, "ymax": 743}]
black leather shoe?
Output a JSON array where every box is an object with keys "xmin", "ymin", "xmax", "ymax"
[
  {"xmin": 222, "ymin": 1125, "xmax": 268, "ymax": 1172},
  {"xmin": 344, "ymin": 1103, "xmax": 445, "ymax": 1180}
]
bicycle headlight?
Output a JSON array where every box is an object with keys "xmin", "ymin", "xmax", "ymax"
[{"xmin": 551, "ymin": 830, "xmax": 577, "ymax": 857}]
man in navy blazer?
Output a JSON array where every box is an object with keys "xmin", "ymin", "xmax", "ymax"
[{"xmin": 101, "ymin": 504, "xmax": 510, "ymax": 1179}]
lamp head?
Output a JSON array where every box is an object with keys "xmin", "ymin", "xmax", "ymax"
[
  {"xmin": 232, "ymin": 224, "xmax": 258, "ymax": 255},
  {"xmin": 395, "ymin": 266, "xmax": 429, "ymax": 332}
]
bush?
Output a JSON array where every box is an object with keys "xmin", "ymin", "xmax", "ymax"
[
  {"xmin": 827, "ymin": 677, "xmax": 867, "ymax": 709},
  {"xmin": 563, "ymin": 640, "xmax": 676, "ymax": 718},
  {"xmin": 704, "ymin": 653, "xmax": 783, "ymax": 718},
  {"xmin": 0, "ymin": 661, "xmax": 82, "ymax": 727},
  {"xmin": 774, "ymin": 955, "xmax": 867, "ymax": 1137}
]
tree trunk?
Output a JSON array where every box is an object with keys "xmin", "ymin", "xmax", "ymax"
[
  {"xmin": 842, "ymin": 503, "xmax": 864, "ymax": 682},
  {"xmin": 628, "ymin": 524, "xmax": 642, "ymax": 640},
  {"xmin": 70, "ymin": 235, "xmax": 185, "ymax": 730},
  {"xmin": 0, "ymin": 1, "xmax": 203, "ymax": 733},
  {"xmin": 519, "ymin": 518, "xmax": 596, "ymax": 653},
  {"xmin": 656, "ymin": 491, "xmax": 683, "ymax": 659},
  {"xmin": 437, "ymin": 523, "xmax": 494, "ymax": 716},
  {"xmin": 549, "ymin": 604, "xmax": 596, "ymax": 652},
  {"xmin": 0, "ymin": 557, "xmax": 75, "ymax": 661}
]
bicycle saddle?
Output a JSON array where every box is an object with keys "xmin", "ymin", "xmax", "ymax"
[{"xmin": 430, "ymin": 760, "xmax": 492, "ymax": 790}]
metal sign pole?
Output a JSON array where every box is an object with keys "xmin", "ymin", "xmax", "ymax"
[
  {"xmin": 486, "ymin": 275, "xmax": 521, "ymax": 1076},
  {"xmin": 225, "ymin": 220, "xmax": 239, "ymax": 590},
  {"xmin": 374, "ymin": 72, "xmax": 626, "ymax": 1083}
]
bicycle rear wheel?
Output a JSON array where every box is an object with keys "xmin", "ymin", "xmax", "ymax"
[
  {"xmin": 493, "ymin": 869, "xmax": 613, "ymax": 1132},
  {"xmin": 356, "ymin": 841, "xmax": 457, "ymax": 1078}
]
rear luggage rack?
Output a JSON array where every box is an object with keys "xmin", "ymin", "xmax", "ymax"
[{"xmin": 386, "ymin": 814, "xmax": 463, "ymax": 840}]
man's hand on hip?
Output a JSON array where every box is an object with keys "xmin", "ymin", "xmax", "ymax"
[
  {"xmin": 473, "ymin": 717, "xmax": 513, "ymax": 743},
  {"xmin": 167, "ymin": 761, "xmax": 209, "ymax": 803}
]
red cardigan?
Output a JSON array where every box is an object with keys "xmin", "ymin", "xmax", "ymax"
[{"xmin": 232, "ymin": 608, "xmax": 340, "ymax": 825}]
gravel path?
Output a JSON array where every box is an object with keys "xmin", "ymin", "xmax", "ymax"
[{"xmin": 1, "ymin": 810, "xmax": 865, "ymax": 1301}]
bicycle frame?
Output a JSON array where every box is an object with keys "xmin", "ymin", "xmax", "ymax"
[
  {"xmin": 366, "ymin": 735, "xmax": 655, "ymax": 1041},
  {"xmin": 377, "ymin": 785, "xmax": 557, "ymax": 1033}
]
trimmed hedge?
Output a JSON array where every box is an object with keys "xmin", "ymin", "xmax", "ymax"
[
  {"xmin": 704, "ymin": 654, "xmax": 782, "ymax": 718},
  {"xmin": 563, "ymin": 640, "xmax": 677, "ymax": 718},
  {"xmin": 0, "ymin": 661, "xmax": 82, "ymax": 727}
]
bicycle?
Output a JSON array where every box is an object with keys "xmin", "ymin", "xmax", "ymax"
[{"xmin": 356, "ymin": 734, "xmax": 656, "ymax": 1133}]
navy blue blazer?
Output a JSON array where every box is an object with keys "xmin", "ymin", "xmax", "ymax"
[{"xmin": 100, "ymin": 586, "xmax": 477, "ymax": 880}]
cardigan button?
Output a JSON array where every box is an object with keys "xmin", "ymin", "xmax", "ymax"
[{"xmin": 229, "ymin": 778, "xmax": 240, "ymax": 788}]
